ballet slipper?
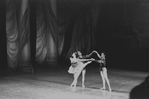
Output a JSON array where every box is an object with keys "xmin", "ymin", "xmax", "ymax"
[
  {"xmin": 82, "ymin": 85, "xmax": 85, "ymax": 88},
  {"xmin": 100, "ymin": 87, "xmax": 106, "ymax": 90},
  {"xmin": 109, "ymin": 88, "xmax": 112, "ymax": 92}
]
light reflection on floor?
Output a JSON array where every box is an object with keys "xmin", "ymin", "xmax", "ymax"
[{"xmin": 0, "ymin": 66, "xmax": 148, "ymax": 99}]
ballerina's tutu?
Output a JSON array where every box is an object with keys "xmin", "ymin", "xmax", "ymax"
[
  {"xmin": 68, "ymin": 62, "xmax": 85, "ymax": 74},
  {"xmin": 68, "ymin": 63, "xmax": 79, "ymax": 74}
]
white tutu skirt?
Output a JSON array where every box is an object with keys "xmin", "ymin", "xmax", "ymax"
[
  {"xmin": 68, "ymin": 66, "xmax": 79, "ymax": 74},
  {"xmin": 68, "ymin": 62, "xmax": 85, "ymax": 74}
]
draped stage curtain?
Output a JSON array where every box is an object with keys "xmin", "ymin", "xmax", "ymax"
[
  {"xmin": 36, "ymin": 0, "xmax": 58, "ymax": 64},
  {"xmin": 57, "ymin": 0, "xmax": 98, "ymax": 58},
  {"xmin": 6, "ymin": 0, "xmax": 30, "ymax": 68},
  {"xmin": 6, "ymin": 0, "xmax": 98, "ymax": 68}
]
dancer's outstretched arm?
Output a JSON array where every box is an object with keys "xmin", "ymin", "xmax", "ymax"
[
  {"xmin": 79, "ymin": 58, "xmax": 94, "ymax": 62},
  {"xmin": 84, "ymin": 61, "xmax": 92, "ymax": 65}
]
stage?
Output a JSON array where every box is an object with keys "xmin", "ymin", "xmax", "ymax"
[{"xmin": 0, "ymin": 65, "xmax": 148, "ymax": 99}]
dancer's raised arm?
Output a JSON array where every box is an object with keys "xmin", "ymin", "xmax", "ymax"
[
  {"xmin": 88, "ymin": 51, "xmax": 95, "ymax": 56},
  {"xmin": 94, "ymin": 50, "xmax": 101, "ymax": 59},
  {"xmin": 82, "ymin": 51, "xmax": 95, "ymax": 58}
]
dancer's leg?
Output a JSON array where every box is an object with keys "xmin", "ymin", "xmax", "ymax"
[
  {"xmin": 70, "ymin": 75, "xmax": 75, "ymax": 87},
  {"xmin": 82, "ymin": 69, "xmax": 86, "ymax": 88},
  {"xmin": 70, "ymin": 61, "xmax": 91, "ymax": 88},
  {"xmin": 81, "ymin": 61, "xmax": 92, "ymax": 88},
  {"xmin": 70, "ymin": 67, "xmax": 83, "ymax": 88},
  {"xmin": 70, "ymin": 72, "xmax": 80, "ymax": 87},
  {"xmin": 100, "ymin": 70, "xmax": 106, "ymax": 90},
  {"xmin": 102, "ymin": 67, "xmax": 112, "ymax": 92}
]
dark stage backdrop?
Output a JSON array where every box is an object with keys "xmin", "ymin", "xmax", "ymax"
[
  {"xmin": 5, "ymin": 0, "xmax": 98, "ymax": 69},
  {"xmin": 4, "ymin": 0, "xmax": 149, "ymax": 71}
]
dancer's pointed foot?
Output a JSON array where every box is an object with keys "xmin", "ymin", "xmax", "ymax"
[
  {"xmin": 71, "ymin": 86, "xmax": 76, "ymax": 92},
  {"xmin": 82, "ymin": 85, "xmax": 85, "ymax": 88},
  {"xmin": 100, "ymin": 87, "xmax": 106, "ymax": 90},
  {"xmin": 109, "ymin": 88, "xmax": 112, "ymax": 92}
]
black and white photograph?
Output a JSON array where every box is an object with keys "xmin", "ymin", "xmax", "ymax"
[{"xmin": 0, "ymin": 0, "xmax": 149, "ymax": 99}]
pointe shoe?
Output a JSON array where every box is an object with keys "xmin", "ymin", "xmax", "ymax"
[
  {"xmin": 100, "ymin": 87, "xmax": 106, "ymax": 90},
  {"xmin": 82, "ymin": 85, "xmax": 85, "ymax": 88},
  {"xmin": 109, "ymin": 88, "xmax": 112, "ymax": 92}
]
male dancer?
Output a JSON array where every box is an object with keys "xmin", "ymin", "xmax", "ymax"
[{"xmin": 77, "ymin": 51, "xmax": 94, "ymax": 88}]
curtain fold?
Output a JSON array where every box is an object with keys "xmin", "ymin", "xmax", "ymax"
[
  {"xmin": 59, "ymin": 0, "xmax": 97, "ymax": 57},
  {"xmin": 6, "ymin": 0, "xmax": 20, "ymax": 68},
  {"xmin": 36, "ymin": 0, "xmax": 58, "ymax": 63},
  {"xmin": 6, "ymin": 0, "xmax": 98, "ymax": 67},
  {"xmin": 6, "ymin": 0, "xmax": 30, "ymax": 68}
]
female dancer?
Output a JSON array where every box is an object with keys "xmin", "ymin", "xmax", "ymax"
[
  {"xmin": 68, "ymin": 52, "xmax": 94, "ymax": 89},
  {"xmin": 94, "ymin": 50, "xmax": 112, "ymax": 92}
]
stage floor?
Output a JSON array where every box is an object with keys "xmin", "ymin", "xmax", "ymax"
[{"xmin": 0, "ymin": 65, "xmax": 149, "ymax": 99}]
